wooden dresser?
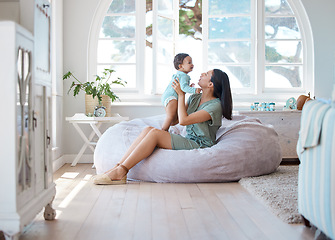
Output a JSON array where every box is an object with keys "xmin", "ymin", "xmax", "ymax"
[{"xmin": 238, "ymin": 110, "xmax": 302, "ymax": 159}]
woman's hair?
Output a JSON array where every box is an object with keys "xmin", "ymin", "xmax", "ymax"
[
  {"xmin": 173, "ymin": 53, "xmax": 189, "ymax": 70},
  {"xmin": 211, "ymin": 69, "xmax": 233, "ymax": 120}
]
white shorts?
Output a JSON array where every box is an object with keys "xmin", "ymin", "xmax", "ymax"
[{"xmin": 163, "ymin": 96, "xmax": 177, "ymax": 107}]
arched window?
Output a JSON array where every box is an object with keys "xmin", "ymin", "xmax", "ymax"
[{"xmin": 88, "ymin": 0, "xmax": 313, "ymax": 105}]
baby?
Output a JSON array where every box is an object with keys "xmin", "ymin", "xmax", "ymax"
[{"xmin": 161, "ymin": 53, "xmax": 201, "ymax": 131}]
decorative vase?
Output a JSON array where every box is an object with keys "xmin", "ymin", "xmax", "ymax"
[{"xmin": 85, "ymin": 94, "xmax": 112, "ymax": 117}]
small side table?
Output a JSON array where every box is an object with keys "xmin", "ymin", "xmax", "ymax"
[{"xmin": 66, "ymin": 113, "xmax": 129, "ymax": 166}]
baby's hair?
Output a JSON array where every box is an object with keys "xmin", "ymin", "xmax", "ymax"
[{"xmin": 173, "ymin": 53, "xmax": 190, "ymax": 70}]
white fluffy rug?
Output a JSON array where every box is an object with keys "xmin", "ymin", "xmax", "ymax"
[{"xmin": 239, "ymin": 165, "xmax": 302, "ymax": 224}]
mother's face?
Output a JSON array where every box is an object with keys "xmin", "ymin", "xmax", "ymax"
[{"xmin": 198, "ymin": 70, "xmax": 214, "ymax": 88}]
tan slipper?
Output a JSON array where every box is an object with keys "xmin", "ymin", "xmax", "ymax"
[
  {"xmin": 93, "ymin": 174, "xmax": 127, "ymax": 185},
  {"xmin": 93, "ymin": 164, "xmax": 129, "ymax": 185},
  {"xmin": 104, "ymin": 163, "xmax": 120, "ymax": 174}
]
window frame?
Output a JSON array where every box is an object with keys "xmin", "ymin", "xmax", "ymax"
[
  {"xmin": 252, "ymin": 0, "xmax": 314, "ymax": 101},
  {"xmin": 88, "ymin": 0, "xmax": 314, "ymax": 106},
  {"xmin": 88, "ymin": 0, "xmax": 146, "ymax": 96},
  {"xmin": 203, "ymin": 0, "xmax": 257, "ymax": 94},
  {"xmin": 152, "ymin": 0, "xmax": 179, "ymax": 95}
]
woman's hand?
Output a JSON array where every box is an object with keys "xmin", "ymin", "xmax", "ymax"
[{"xmin": 172, "ymin": 78, "xmax": 185, "ymax": 96}]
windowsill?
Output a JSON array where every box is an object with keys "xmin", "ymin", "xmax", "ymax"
[
  {"xmin": 112, "ymin": 99, "xmax": 287, "ymax": 111},
  {"xmin": 112, "ymin": 92, "xmax": 294, "ymax": 110},
  {"xmin": 112, "ymin": 101, "xmax": 162, "ymax": 107}
]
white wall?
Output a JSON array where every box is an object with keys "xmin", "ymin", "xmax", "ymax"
[
  {"xmin": 0, "ymin": 0, "xmax": 34, "ymax": 33},
  {"xmin": 302, "ymin": 0, "xmax": 335, "ymax": 98},
  {"xmin": 0, "ymin": 2, "xmax": 19, "ymax": 22},
  {"xmin": 19, "ymin": 0, "xmax": 34, "ymax": 33},
  {"xmin": 63, "ymin": 0, "xmax": 103, "ymax": 155},
  {"xmin": 62, "ymin": 0, "xmax": 335, "ymax": 157},
  {"xmin": 52, "ymin": 0, "xmax": 64, "ymax": 164}
]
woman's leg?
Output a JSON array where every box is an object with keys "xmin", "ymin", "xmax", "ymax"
[
  {"xmin": 104, "ymin": 126, "xmax": 154, "ymax": 173},
  {"xmin": 161, "ymin": 99, "xmax": 178, "ymax": 131},
  {"xmin": 106, "ymin": 128, "xmax": 172, "ymax": 180}
]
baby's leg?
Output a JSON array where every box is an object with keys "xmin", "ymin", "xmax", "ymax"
[{"xmin": 162, "ymin": 99, "xmax": 178, "ymax": 131}]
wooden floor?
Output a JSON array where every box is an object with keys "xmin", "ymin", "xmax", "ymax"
[{"xmin": 20, "ymin": 164, "xmax": 316, "ymax": 240}]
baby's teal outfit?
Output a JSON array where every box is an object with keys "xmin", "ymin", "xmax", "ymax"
[
  {"xmin": 161, "ymin": 71, "xmax": 197, "ymax": 106},
  {"xmin": 170, "ymin": 93, "xmax": 222, "ymax": 150}
]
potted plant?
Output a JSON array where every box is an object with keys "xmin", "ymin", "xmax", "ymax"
[{"xmin": 63, "ymin": 68, "xmax": 126, "ymax": 117}]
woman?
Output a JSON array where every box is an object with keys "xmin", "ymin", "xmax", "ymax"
[{"xmin": 93, "ymin": 69, "xmax": 232, "ymax": 185}]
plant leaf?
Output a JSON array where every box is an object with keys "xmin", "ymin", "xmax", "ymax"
[
  {"xmin": 63, "ymin": 71, "xmax": 72, "ymax": 80},
  {"xmin": 73, "ymin": 84, "xmax": 81, "ymax": 96},
  {"xmin": 64, "ymin": 67, "xmax": 126, "ymax": 101}
]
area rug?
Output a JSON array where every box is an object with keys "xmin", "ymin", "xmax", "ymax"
[{"xmin": 239, "ymin": 165, "xmax": 302, "ymax": 224}]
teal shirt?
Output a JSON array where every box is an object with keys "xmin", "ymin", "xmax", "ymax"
[
  {"xmin": 185, "ymin": 94, "xmax": 222, "ymax": 148},
  {"xmin": 161, "ymin": 71, "xmax": 197, "ymax": 105}
]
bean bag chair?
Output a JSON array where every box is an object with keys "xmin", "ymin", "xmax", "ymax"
[{"xmin": 94, "ymin": 114, "xmax": 282, "ymax": 183}]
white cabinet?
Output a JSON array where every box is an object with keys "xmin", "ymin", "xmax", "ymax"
[
  {"xmin": 34, "ymin": 0, "xmax": 52, "ymax": 87},
  {"xmin": 34, "ymin": 85, "xmax": 53, "ymax": 194},
  {"xmin": 0, "ymin": 21, "xmax": 55, "ymax": 239},
  {"xmin": 238, "ymin": 110, "xmax": 302, "ymax": 159}
]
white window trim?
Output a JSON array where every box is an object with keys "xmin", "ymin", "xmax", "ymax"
[
  {"xmin": 152, "ymin": 0, "xmax": 179, "ymax": 95},
  {"xmin": 136, "ymin": 0, "xmax": 146, "ymax": 95},
  {"xmin": 87, "ymin": 0, "xmax": 314, "ymax": 109},
  {"xmin": 202, "ymin": 0, "xmax": 208, "ymax": 72},
  {"xmin": 88, "ymin": 0, "xmax": 109, "ymax": 89},
  {"xmin": 204, "ymin": 0, "xmax": 256, "ymax": 95},
  {"xmin": 290, "ymin": 0, "xmax": 314, "ymax": 95},
  {"xmin": 88, "ymin": 0, "xmax": 146, "ymax": 95}
]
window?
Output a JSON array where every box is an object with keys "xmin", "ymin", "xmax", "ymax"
[
  {"xmin": 264, "ymin": 0, "xmax": 303, "ymax": 89},
  {"xmin": 97, "ymin": 0, "xmax": 137, "ymax": 89},
  {"xmin": 204, "ymin": 0, "xmax": 255, "ymax": 93},
  {"xmin": 89, "ymin": 0, "xmax": 313, "ymax": 104}
]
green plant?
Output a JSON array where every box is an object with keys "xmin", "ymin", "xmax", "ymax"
[{"xmin": 63, "ymin": 68, "xmax": 126, "ymax": 104}]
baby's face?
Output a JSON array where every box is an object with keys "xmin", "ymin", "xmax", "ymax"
[{"xmin": 180, "ymin": 56, "xmax": 194, "ymax": 73}]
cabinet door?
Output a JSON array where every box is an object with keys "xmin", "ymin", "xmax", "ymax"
[
  {"xmin": 34, "ymin": 0, "xmax": 51, "ymax": 86},
  {"xmin": 16, "ymin": 32, "xmax": 35, "ymax": 208},
  {"xmin": 34, "ymin": 85, "xmax": 52, "ymax": 195}
]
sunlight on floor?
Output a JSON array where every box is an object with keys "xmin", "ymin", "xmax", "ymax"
[
  {"xmin": 60, "ymin": 172, "xmax": 79, "ymax": 179},
  {"xmin": 55, "ymin": 209, "xmax": 63, "ymax": 219},
  {"xmin": 83, "ymin": 174, "xmax": 93, "ymax": 181},
  {"xmin": 58, "ymin": 174, "xmax": 93, "ymax": 209}
]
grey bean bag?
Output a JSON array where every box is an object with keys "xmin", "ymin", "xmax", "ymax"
[{"xmin": 94, "ymin": 114, "xmax": 282, "ymax": 182}]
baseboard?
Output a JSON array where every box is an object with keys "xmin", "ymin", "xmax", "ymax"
[
  {"xmin": 62, "ymin": 154, "xmax": 94, "ymax": 164},
  {"xmin": 52, "ymin": 154, "xmax": 94, "ymax": 173},
  {"xmin": 53, "ymin": 155, "xmax": 65, "ymax": 172}
]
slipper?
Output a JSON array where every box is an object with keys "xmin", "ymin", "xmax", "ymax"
[
  {"xmin": 93, "ymin": 164, "xmax": 129, "ymax": 185},
  {"xmin": 93, "ymin": 174, "xmax": 127, "ymax": 185}
]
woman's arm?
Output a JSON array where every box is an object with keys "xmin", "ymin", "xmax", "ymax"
[{"xmin": 172, "ymin": 79, "xmax": 211, "ymax": 126}]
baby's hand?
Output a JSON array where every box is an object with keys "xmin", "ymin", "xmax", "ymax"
[
  {"xmin": 190, "ymin": 83, "xmax": 195, "ymax": 87},
  {"xmin": 195, "ymin": 88, "xmax": 201, "ymax": 94}
]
